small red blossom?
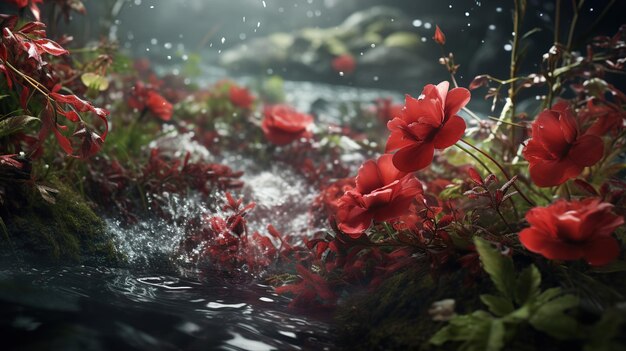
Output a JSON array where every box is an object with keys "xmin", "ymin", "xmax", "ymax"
[
  {"xmin": 433, "ymin": 25, "xmax": 446, "ymax": 45},
  {"xmin": 229, "ymin": 85, "xmax": 255, "ymax": 109},
  {"xmin": 335, "ymin": 154, "xmax": 423, "ymax": 237},
  {"xmin": 128, "ymin": 82, "xmax": 173, "ymax": 121},
  {"xmin": 261, "ymin": 104, "xmax": 314, "ymax": 145},
  {"xmin": 522, "ymin": 102, "xmax": 604, "ymax": 187},
  {"xmin": 519, "ymin": 198, "xmax": 624, "ymax": 266},
  {"xmin": 331, "ymin": 54, "xmax": 356, "ymax": 74},
  {"xmin": 386, "ymin": 81, "xmax": 469, "ymax": 172}
]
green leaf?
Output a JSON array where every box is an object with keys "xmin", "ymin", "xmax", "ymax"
[
  {"xmin": 515, "ymin": 264, "xmax": 541, "ymax": 305},
  {"xmin": 430, "ymin": 311, "xmax": 492, "ymax": 345},
  {"xmin": 485, "ymin": 319, "xmax": 506, "ymax": 351},
  {"xmin": 0, "ymin": 115, "xmax": 39, "ymax": 139},
  {"xmin": 81, "ymin": 73, "xmax": 109, "ymax": 91},
  {"xmin": 474, "ymin": 237, "xmax": 515, "ymax": 299},
  {"xmin": 529, "ymin": 294, "xmax": 579, "ymax": 339},
  {"xmin": 536, "ymin": 287, "xmax": 563, "ymax": 304},
  {"xmin": 584, "ymin": 309, "xmax": 625, "ymax": 351},
  {"xmin": 480, "ymin": 294, "xmax": 514, "ymax": 317}
]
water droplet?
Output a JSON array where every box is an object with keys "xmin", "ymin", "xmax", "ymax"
[
  {"xmin": 412, "ymin": 19, "xmax": 423, "ymax": 27},
  {"xmin": 504, "ymin": 44, "xmax": 512, "ymax": 51}
]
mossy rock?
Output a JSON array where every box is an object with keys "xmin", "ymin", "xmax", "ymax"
[{"xmin": 1, "ymin": 178, "xmax": 122, "ymax": 265}]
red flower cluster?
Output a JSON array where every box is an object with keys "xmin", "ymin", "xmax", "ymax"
[
  {"xmin": 335, "ymin": 154, "xmax": 422, "ymax": 236},
  {"xmin": 519, "ymin": 198, "xmax": 623, "ymax": 266},
  {"xmin": 229, "ymin": 85, "xmax": 255, "ymax": 109},
  {"xmin": 331, "ymin": 54, "xmax": 356, "ymax": 74},
  {"xmin": 261, "ymin": 104, "xmax": 314, "ymax": 145},
  {"xmin": 522, "ymin": 102, "xmax": 603, "ymax": 187},
  {"xmin": 128, "ymin": 82, "xmax": 173, "ymax": 121},
  {"xmin": 386, "ymin": 81, "xmax": 469, "ymax": 172}
]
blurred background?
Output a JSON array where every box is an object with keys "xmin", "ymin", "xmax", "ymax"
[{"xmin": 1, "ymin": 0, "xmax": 623, "ymax": 92}]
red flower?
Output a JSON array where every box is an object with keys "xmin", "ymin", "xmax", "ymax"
[
  {"xmin": 331, "ymin": 54, "xmax": 356, "ymax": 74},
  {"xmin": 335, "ymin": 154, "xmax": 422, "ymax": 237},
  {"xmin": 261, "ymin": 104, "xmax": 314, "ymax": 145},
  {"xmin": 385, "ymin": 81, "xmax": 469, "ymax": 172},
  {"xmin": 128, "ymin": 82, "xmax": 173, "ymax": 121},
  {"xmin": 519, "ymin": 198, "xmax": 623, "ymax": 266},
  {"xmin": 580, "ymin": 99, "xmax": 625, "ymax": 137},
  {"xmin": 229, "ymin": 85, "xmax": 255, "ymax": 109},
  {"xmin": 522, "ymin": 102, "xmax": 603, "ymax": 187},
  {"xmin": 433, "ymin": 25, "xmax": 446, "ymax": 45}
]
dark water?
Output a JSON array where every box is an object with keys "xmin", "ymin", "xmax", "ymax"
[
  {"xmin": 0, "ymin": 260, "xmax": 334, "ymax": 351},
  {"xmin": 0, "ymin": 78, "xmax": 403, "ymax": 351}
]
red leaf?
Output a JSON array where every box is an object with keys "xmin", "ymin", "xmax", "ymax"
[
  {"xmin": 34, "ymin": 39, "xmax": 69, "ymax": 56},
  {"xmin": 468, "ymin": 167, "xmax": 483, "ymax": 185},
  {"xmin": 53, "ymin": 127, "xmax": 73, "ymax": 155},
  {"xmin": 469, "ymin": 75, "xmax": 489, "ymax": 90},
  {"xmin": 573, "ymin": 179, "xmax": 599, "ymax": 196}
]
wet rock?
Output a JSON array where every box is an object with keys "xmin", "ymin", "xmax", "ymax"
[{"xmin": 220, "ymin": 6, "xmax": 430, "ymax": 91}]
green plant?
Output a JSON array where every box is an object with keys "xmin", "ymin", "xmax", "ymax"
[{"xmin": 430, "ymin": 237, "xmax": 580, "ymax": 351}]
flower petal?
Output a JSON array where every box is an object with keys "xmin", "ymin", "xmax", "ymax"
[
  {"xmin": 392, "ymin": 142, "xmax": 435, "ymax": 172},
  {"xmin": 583, "ymin": 236, "xmax": 621, "ymax": 266},
  {"xmin": 444, "ymin": 87, "xmax": 471, "ymax": 117},
  {"xmin": 433, "ymin": 115, "xmax": 466, "ymax": 149},
  {"xmin": 568, "ymin": 134, "xmax": 604, "ymax": 167},
  {"xmin": 519, "ymin": 228, "xmax": 584, "ymax": 261}
]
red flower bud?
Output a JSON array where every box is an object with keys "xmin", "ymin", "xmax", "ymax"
[{"xmin": 433, "ymin": 25, "xmax": 446, "ymax": 45}]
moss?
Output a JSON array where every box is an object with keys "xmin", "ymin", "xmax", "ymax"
[
  {"xmin": 335, "ymin": 269, "xmax": 484, "ymax": 351},
  {"xmin": 1, "ymin": 178, "xmax": 122, "ymax": 265}
]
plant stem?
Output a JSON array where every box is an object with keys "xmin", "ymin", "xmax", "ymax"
[
  {"xmin": 555, "ymin": 0, "xmax": 562, "ymax": 44},
  {"xmin": 454, "ymin": 143, "xmax": 494, "ymax": 176},
  {"xmin": 566, "ymin": 0, "xmax": 585, "ymax": 52},
  {"xmin": 509, "ymin": 0, "xmax": 525, "ymax": 158},
  {"xmin": 460, "ymin": 138, "xmax": 534, "ymax": 206}
]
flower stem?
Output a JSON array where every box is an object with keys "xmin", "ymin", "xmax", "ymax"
[
  {"xmin": 454, "ymin": 143, "xmax": 494, "ymax": 176},
  {"xmin": 460, "ymin": 138, "xmax": 534, "ymax": 206}
]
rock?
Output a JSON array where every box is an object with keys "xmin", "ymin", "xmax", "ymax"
[{"xmin": 219, "ymin": 6, "xmax": 430, "ymax": 91}]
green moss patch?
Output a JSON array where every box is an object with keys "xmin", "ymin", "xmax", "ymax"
[{"xmin": 1, "ymin": 178, "xmax": 121, "ymax": 265}]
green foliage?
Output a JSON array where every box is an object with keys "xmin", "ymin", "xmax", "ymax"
[
  {"xmin": 430, "ymin": 237, "xmax": 580, "ymax": 350},
  {"xmin": 0, "ymin": 115, "xmax": 39, "ymax": 139},
  {"xmin": 474, "ymin": 237, "xmax": 516, "ymax": 299}
]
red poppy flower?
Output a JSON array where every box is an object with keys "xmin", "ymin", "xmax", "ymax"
[
  {"xmin": 519, "ymin": 198, "xmax": 623, "ymax": 266},
  {"xmin": 128, "ymin": 82, "xmax": 173, "ymax": 121},
  {"xmin": 261, "ymin": 105, "xmax": 314, "ymax": 145},
  {"xmin": 335, "ymin": 154, "xmax": 423, "ymax": 237},
  {"xmin": 522, "ymin": 102, "xmax": 603, "ymax": 187},
  {"xmin": 229, "ymin": 85, "xmax": 255, "ymax": 109},
  {"xmin": 331, "ymin": 54, "xmax": 356, "ymax": 74},
  {"xmin": 385, "ymin": 81, "xmax": 469, "ymax": 172},
  {"xmin": 433, "ymin": 25, "xmax": 446, "ymax": 45}
]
